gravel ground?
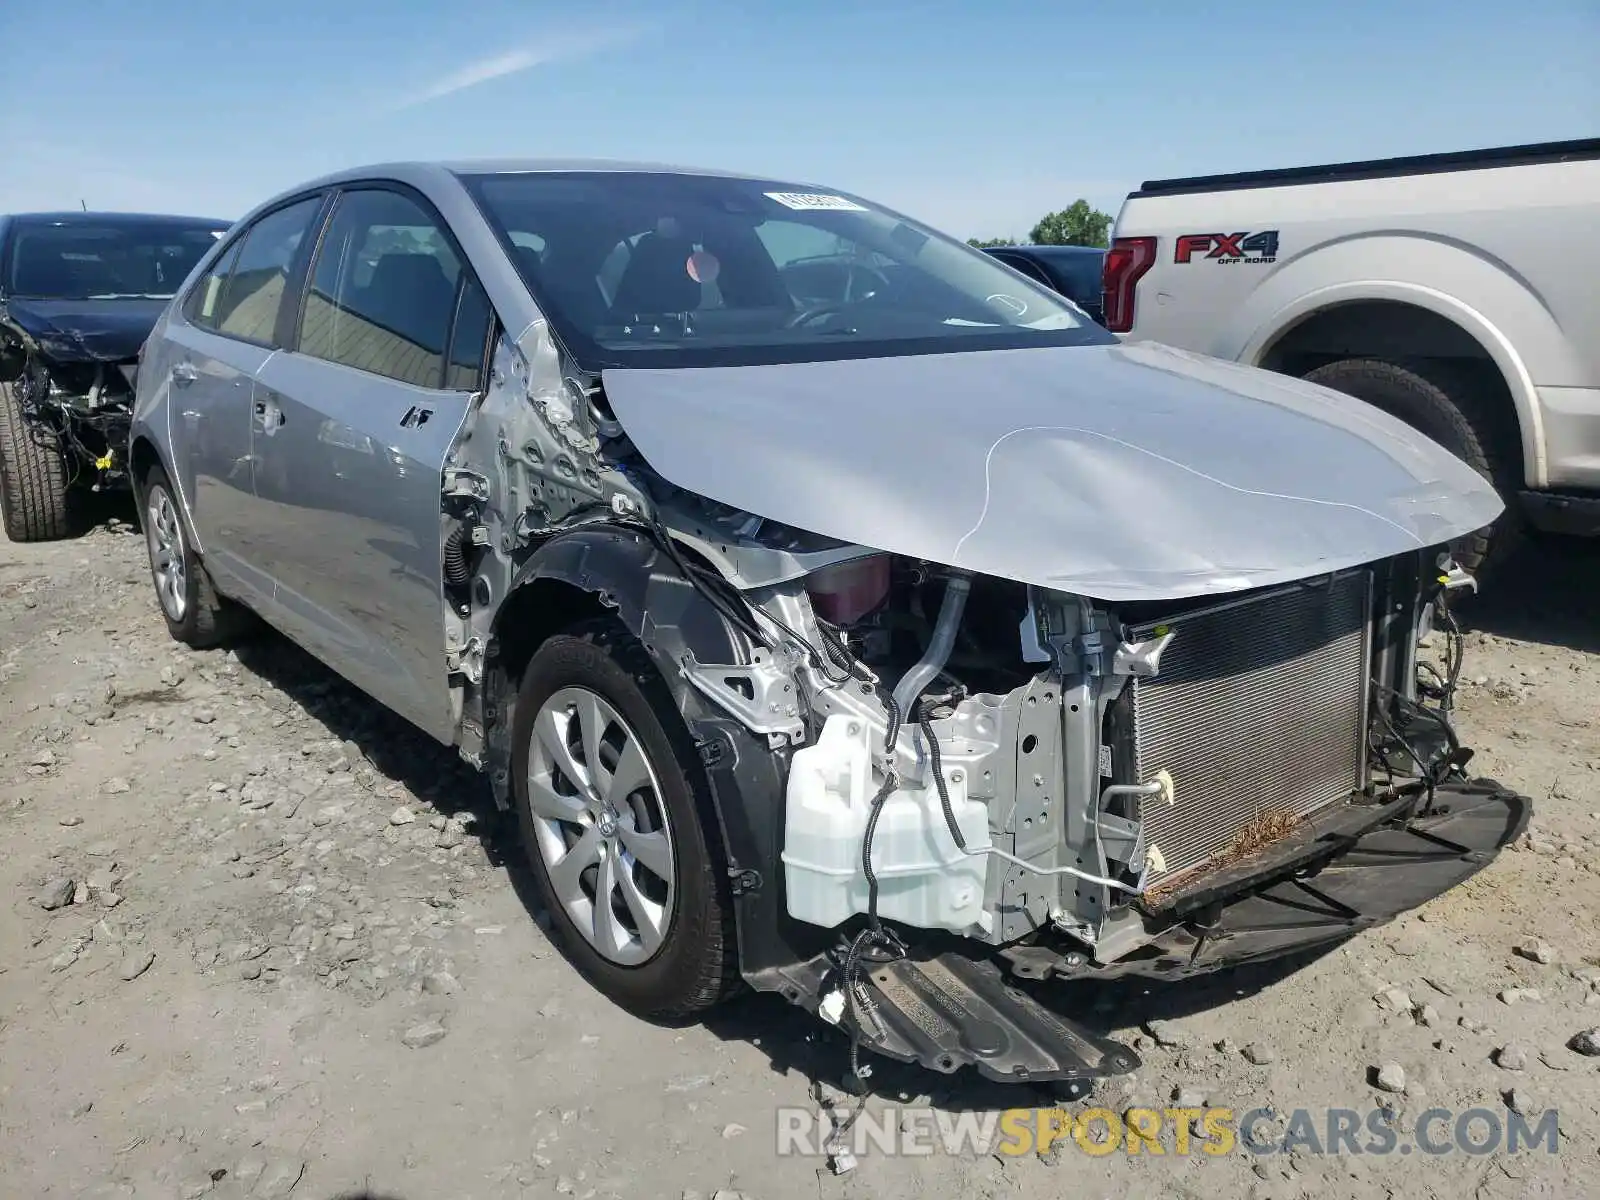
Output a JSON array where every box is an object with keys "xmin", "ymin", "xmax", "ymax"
[{"xmin": 2, "ymin": 512, "xmax": 1598, "ymax": 1200}]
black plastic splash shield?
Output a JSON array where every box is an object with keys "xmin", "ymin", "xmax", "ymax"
[
  {"xmin": 748, "ymin": 777, "xmax": 1526, "ymax": 1081},
  {"xmin": 1059, "ymin": 776, "xmax": 1531, "ymax": 981},
  {"xmin": 1185, "ymin": 776, "xmax": 1531, "ymax": 967},
  {"xmin": 760, "ymin": 950, "xmax": 1141, "ymax": 1084}
]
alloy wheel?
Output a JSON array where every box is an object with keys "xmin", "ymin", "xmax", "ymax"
[
  {"xmin": 145, "ymin": 484, "xmax": 188, "ymax": 622},
  {"xmin": 525, "ymin": 686, "xmax": 677, "ymax": 966}
]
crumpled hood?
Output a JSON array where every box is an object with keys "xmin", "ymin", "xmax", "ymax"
[
  {"xmin": 600, "ymin": 341, "xmax": 1504, "ymax": 601},
  {"xmin": 0, "ymin": 296, "xmax": 168, "ymax": 362}
]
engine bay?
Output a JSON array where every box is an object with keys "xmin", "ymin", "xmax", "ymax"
[
  {"xmin": 653, "ymin": 495, "xmax": 1481, "ymax": 972},
  {"xmin": 1, "ymin": 338, "xmax": 137, "ymax": 491}
]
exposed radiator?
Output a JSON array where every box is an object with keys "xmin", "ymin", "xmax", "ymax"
[{"xmin": 1126, "ymin": 571, "xmax": 1372, "ymax": 890}]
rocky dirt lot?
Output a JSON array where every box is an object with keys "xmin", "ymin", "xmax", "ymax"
[{"xmin": 2, "ymin": 514, "xmax": 1599, "ymax": 1200}]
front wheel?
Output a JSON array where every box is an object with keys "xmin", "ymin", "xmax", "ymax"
[
  {"xmin": 510, "ymin": 620, "xmax": 738, "ymax": 1019},
  {"xmin": 0, "ymin": 379, "xmax": 74, "ymax": 542}
]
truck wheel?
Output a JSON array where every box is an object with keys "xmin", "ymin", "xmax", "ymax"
[
  {"xmin": 0, "ymin": 379, "xmax": 75, "ymax": 542},
  {"xmin": 139, "ymin": 464, "xmax": 253, "ymax": 648},
  {"xmin": 1301, "ymin": 358, "xmax": 1520, "ymax": 576},
  {"xmin": 510, "ymin": 619, "xmax": 739, "ymax": 1019}
]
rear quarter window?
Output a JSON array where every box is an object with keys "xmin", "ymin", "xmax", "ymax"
[{"xmin": 185, "ymin": 241, "xmax": 243, "ymax": 330}]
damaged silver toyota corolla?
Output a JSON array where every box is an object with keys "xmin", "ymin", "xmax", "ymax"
[{"xmin": 129, "ymin": 161, "xmax": 1530, "ymax": 1086}]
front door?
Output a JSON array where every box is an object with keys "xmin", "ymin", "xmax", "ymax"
[{"xmin": 249, "ymin": 185, "xmax": 494, "ymax": 742}]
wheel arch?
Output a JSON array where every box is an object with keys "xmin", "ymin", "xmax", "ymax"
[
  {"xmin": 485, "ymin": 525, "xmax": 753, "ymax": 716},
  {"xmin": 128, "ymin": 434, "xmax": 163, "ymax": 491},
  {"xmin": 1216, "ymin": 232, "xmax": 1585, "ymax": 489},
  {"xmin": 1249, "ymin": 287, "xmax": 1541, "ymax": 487},
  {"xmin": 127, "ymin": 433, "xmax": 206, "ymax": 555},
  {"xmin": 482, "ymin": 523, "xmax": 815, "ymax": 985}
]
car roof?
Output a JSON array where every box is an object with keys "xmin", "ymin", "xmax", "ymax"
[
  {"xmin": 289, "ymin": 157, "xmax": 823, "ymax": 194},
  {"xmin": 4, "ymin": 211, "xmax": 231, "ymax": 226},
  {"xmin": 446, "ymin": 157, "xmax": 766, "ymax": 178}
]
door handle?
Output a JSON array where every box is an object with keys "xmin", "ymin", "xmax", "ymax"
[
  {"xmin": 252, "ymin": 398, "xmax": 285, "ymax": 429},
  {"xmin": 171, "ymin": 362, "xmax": 198, "ymax": 387}
]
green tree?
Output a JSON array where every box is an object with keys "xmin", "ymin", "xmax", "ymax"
[
  {"xmin": 1028, "ymin": 200, "xmax": 1112, "ymax": 248},
  {"xmin": 966, "ymin": 236, "xmax": 1016, "ymax": 248}
]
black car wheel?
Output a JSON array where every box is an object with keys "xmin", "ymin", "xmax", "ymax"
[
  {"xmin": 0, "ymin": 378, "xmax": 74, "ymax": 542},
  {"xmin": 1301, "ymin": 357, "xmax": 1521, "ymax": 576}
]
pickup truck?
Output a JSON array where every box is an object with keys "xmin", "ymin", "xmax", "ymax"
[{"xmin": 1103, "ymin": 137, "xmax": 1600, "ymax": 573}]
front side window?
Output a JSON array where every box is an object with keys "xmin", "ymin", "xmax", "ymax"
[
  {"xmin": 298, "ymin": 188, "xmax": 465, "ymax": 388},
  {"xmin": 211, "ymin": 197, "xmax": 324, "ymax": 344},
  {"xmin": 6, "ymin": 217, "xmax": 227, "ymax": 301},
  {"xmin": 462, "ymin": 171, "xmax": 1113, "ymax": 369},
  {"xmin": 445, "ymin": 275, "xmax": 493, "ymax": 391}
]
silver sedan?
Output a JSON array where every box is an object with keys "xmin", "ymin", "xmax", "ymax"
[{"xmin": 129, "ymin": 160, "xmax": 1514, "ymax": 1085}]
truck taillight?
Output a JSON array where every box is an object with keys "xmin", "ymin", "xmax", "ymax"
[{"xmin": 1101, "ymin": 236, "xmax": 1157, "ymax": 334}]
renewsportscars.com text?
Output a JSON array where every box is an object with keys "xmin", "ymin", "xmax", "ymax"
[{"xmin": 776, "ymin": 1104, "xmax": 1561, "ymax": 1160}]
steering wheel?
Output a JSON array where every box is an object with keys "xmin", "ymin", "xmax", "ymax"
[
  {"xmin": 841, "ymin": 262, "xmax": 890, "ymax": 306},
  {"xmin": 785, "ymin": 301, "xmax": 852, "ymax": 328},
  {"xmin": 782, "ymin": 260, "xmax": 893, "ymax": 328}
]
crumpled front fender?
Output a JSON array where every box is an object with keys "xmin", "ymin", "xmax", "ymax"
[{"xmin": 489, "ymin": 523, "xmax": 833, "ymax": 981}]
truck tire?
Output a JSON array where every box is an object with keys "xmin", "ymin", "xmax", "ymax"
[
  {"xmin": 510, "ymin": 619, "xmax": 740, "ymax": 1020},
  {"xmin": 1301, "ymin": 358, "xmax": 1519, "ymax": 576},
  {"xmin": 0, "ymin": 378, "xmax": 74, "ymax": 542}
]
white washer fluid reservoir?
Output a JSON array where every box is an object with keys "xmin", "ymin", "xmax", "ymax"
[{"xmin": 782, "ymin": 713, "xmax": 993, "ymax": 936}]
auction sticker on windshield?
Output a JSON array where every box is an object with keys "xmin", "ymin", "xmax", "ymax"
[{"xmin": 764, "ymin": 192, "xmax": 868, "ymax": 211}]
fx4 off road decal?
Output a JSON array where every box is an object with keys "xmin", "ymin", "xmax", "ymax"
[{"xmin": 1173, "ymin": 231, "xmax": 1279, "ymax": 265}]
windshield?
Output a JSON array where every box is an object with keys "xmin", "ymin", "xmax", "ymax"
[
  {"xmin": 462, "ymin": 171, "xmax": 1115, "ymax": 368},
  {"xmin": 5, "ymin": 219, "xmax": 228, "ymax": 301},
  {"xmin": 1038, "ymin": 251, "xmax": 1105, "ymax": 308}
]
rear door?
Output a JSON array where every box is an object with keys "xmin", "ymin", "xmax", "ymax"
[
  {"xmin": 159, "ymin": 195, "xmax": 327, "ymax": 607},
  {"xmin": 250, "ymin": 184, "xmax": 494, "ymax": 741}
]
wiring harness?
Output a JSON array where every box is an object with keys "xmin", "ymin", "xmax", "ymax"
[
  {"xmin": 14, "ymin": 364, "xmax": 129, "ymax": 485},
  {"xmin": 1370, "ymin": 588, "xmax": 1471, "ymax": 815},
  {"xmin": 637, "ymin": 517, "xmax": 922, "ymax": 1155}
]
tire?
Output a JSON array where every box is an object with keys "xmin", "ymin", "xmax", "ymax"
[
  {"xmin": 0, "ymin": 378, "xmax": 75, "ymax": 542},
  {"xmin": 511, "ymin": 619, "xmax": 738, "ymax": 1019},
  {"xmin": 1301, "ymin": 358, "xmax": 1521, "ymax": 576},
  {"xmin": 139, "ymin": 464, "xmax": 252, "ymax": 648}
]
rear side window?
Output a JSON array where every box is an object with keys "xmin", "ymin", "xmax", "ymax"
[
  {"xmin": 298, "ymin": 188, "xmax": 469, "ymax": 388},
  {"xmin": 186, "ymin": 240, "xmax": 243, "ymax": 331},
  {"xmin": 208, "ymin": 198, "xmax": 323, "ymax": 344}
]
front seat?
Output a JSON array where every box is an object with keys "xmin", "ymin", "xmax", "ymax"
[
  {"xmin": 608, "ymin": 232, "xmax": 700, "ymax": 317},
  {"xmin": 364, "ymin": 253, "xmax": 455, "ymax": 353}
]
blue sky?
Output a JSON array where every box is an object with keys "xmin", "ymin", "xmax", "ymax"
[{"xmin": 1, "ymin": 0, "xmax": 1594, "ymax": 239}]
